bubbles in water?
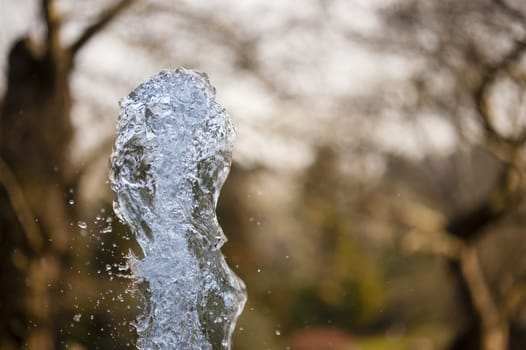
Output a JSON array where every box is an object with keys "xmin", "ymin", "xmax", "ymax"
[{"xmin": 110, "ymin": 68, "xmax": 246, "ymax": 350}]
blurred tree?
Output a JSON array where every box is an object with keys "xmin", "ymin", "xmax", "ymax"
[
  {"xmin": 291, "ymin": 147, "xmax": 385, "ymax": 331},
  {"xmin": 3, "ymin": 1, "xmax": 526, "ymax": 350},
  {"xmin": 0, "ymin": 1, "xmax": 135, "ymax": 349},
  {"xmin": 340, "ymin": 0, "xmax": 526, "ymax": 349}
]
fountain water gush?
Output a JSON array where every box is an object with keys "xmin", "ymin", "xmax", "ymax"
[{"xmin": 110, "ymin": 68, "xmax": 247, "ymax": 349}]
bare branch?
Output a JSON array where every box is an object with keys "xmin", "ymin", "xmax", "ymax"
[
  {"xmin": 69, "ymin": 0, "xmax": 135, "ymax": 56},
  {"xmin": 401, "ymin": 228, "xmax": 463, "ymax": 260},
  {"xmin": 140, "ymin": 2, "xmax": 293, "ymax": 98},
  {"xmin": 172, "ymin": 6, "xmax": 281, "ymax": 95},
  {"xmin": 494, "ymin": 0, "xmax": 526, "ymax": 29},
  {"xmin": 0, "ymin": 157, "xmax": 43, "ymax": 253},
  {"xmin": 460, "ymin": 245, "xmax": 508, "ymax": 350},
  {"xmin": 446, "ymin": 158, "xmax": 522, "ymax": 239},
  {"xmin": 42, "ymin": 0, "xmax": 62, "ymax": 59},
  {"xmin": 501, "ymin": 279, "xmax": 526, "ymax": 319},
  {"xmin": 474, "ymin": 37, "xmax": 526, "ymax": 146},
  {"xmin": 400, "ymin": 219, "xmax": 510, "ymax": 350}
]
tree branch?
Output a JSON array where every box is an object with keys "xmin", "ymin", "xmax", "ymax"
[
  {"xmin": 0, "ymin": 157, "xmax": 43, "ymax": 253},
  {"xmin": 446, "ymin": 158, "xmax": 522, "ymax": 240},
  {"xmin": 475, "ymin": 37, "xmax": 526, "ymax": 146},
  {"xmin": 401, "ymin": 228, "xmax": 463, "ymax": 260},
  {"xmin": 494, "ymin": 0, "xmax": 526, "ymax": 29},
  {"xmin": 42, "ymin": 0, "xmax": 62, "ymax": 59},
  {"xmin": 501, "ymin": 279, "xmax": 526, "ymax": 319},
  {"xmin": 142, "ymin": 2, "xmax": 293, "ymax": 98},
  {"xmin": 460, "ymin": 245, "xmax": 508, "ymax": 350},
  {"xmin": 69, "ymin": 0, "xmax": 135, "ymax": 56},
  {"xmin": 451, "ymin": 35, "xmax": 526, "ymax": 242}
]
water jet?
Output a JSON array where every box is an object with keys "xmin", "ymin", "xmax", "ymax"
[{"xmin": 110, "ymin": 68, "xmax": 246, "ymax": 349}]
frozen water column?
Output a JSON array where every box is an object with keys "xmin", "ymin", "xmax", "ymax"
[{"xmin": 110, "ymin": 68, "xmax": 247, "ymax": 350}]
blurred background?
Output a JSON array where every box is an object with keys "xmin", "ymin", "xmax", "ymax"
[{"xmin": 1, "ymin": 0, "xmax": 526, "ymax": 349}]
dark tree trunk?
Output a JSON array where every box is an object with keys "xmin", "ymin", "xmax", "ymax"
[
  {"xmin": 0, "ymin": 37, "xmax": 74, "ymax": 350},
  {"xmin": 0, "ymin": 1, "xmax": 134, "ymax": 347}
]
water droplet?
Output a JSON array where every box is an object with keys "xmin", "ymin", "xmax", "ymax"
[
  {"xmin": 73, "ymin": 314, "xmax": 82, "ymax": 322},
  {"xmin": 275, "ymin": 330, "xmax": 281, "ymax": 336},
  {"xmin": 77, "ymin": 221, "xmax": 87, "ymax": 229}
]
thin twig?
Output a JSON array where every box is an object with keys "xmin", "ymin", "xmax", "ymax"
[
  {"xmin": 501, "ymin": 279, "xmax": 526, "ymax": 319},
  {"xmin": 460, "ymin": 245, "xmax": 508, "ymax": 350},
  {"xmin": 475, "ymin": 37, "xmax": 526, "ymax": 145},
  {"xmin": 494, "ymin": 0, "xmax": 526, "ymax": 29},
  {"xmin": 144, "ymin": 2, "xmax": 290, "ymax": 98},
  {"xmin": 0, "ymin": 157, "xmax": 43, "ymax": 253},
  {"xmin": 69, "ymin": 0, "xmax": 136, "ymax": 55},
  {"xmin": 42, "ymin": 0, "xmax": 62, "ymax": 59}
]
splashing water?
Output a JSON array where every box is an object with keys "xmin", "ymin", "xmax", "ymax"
[{"xmin": 110, "ymin": 68, "xmax": 247, "ymax": 350}]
